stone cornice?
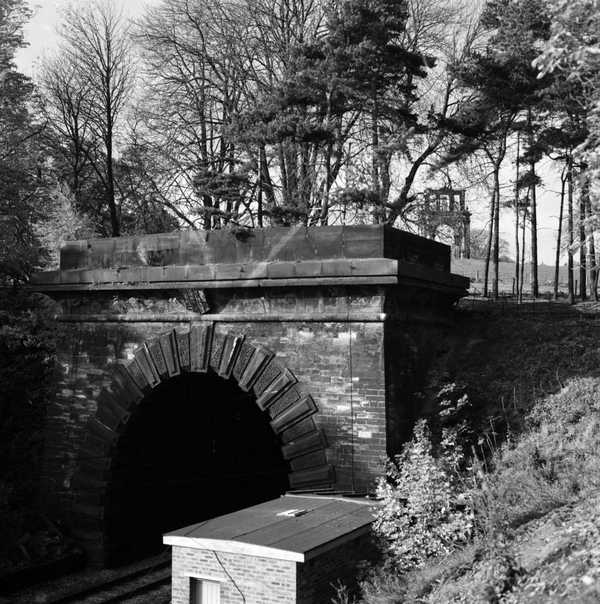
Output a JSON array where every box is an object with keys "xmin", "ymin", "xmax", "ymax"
[{"xmin": 29, "ymin": 257, "xmax": 469, "ymax": 294}]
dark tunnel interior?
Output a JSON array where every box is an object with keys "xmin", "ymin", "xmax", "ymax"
[{"xmin": 104, "ymin": 371, "xmax": 290, "ymax": 566}]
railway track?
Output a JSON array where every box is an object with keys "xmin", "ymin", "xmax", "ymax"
[{"xmin": 42, "ymin": 557, "xmax": 171, "ymax": 604}]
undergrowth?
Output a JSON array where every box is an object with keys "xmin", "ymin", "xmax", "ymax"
[{"xmin": 341, "ymin": 375, "xmax": 600, "ymax": 603}]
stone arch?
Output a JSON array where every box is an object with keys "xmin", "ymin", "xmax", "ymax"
[{"xmin": 71, "ymin": 323, "xmax": 333, "ymax": 564}]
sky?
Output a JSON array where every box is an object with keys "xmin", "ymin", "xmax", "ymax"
[
  {"xmin": 15, "ymin": 0, "xmax": 155, "ymax": 77},
  {"xmin": 14, "ymin": 0, "xmax": 565, "ymax": 265}
]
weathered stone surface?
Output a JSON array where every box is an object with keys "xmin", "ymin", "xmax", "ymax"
[
  {"xmin": 270, "ymin": 395, "xmax": 318, "ymax": 433},
  {"xmin": 159, "ymin": 333, "xmax": 180, "ymax": 377},
  {"xmin": 190, "ymin": 323, "xmax": 212, "ymax": 372},
  {"xmin": 33, "ymin": 225, "xmax": 467, "ymax": 567},
  {"xmin": 288, "ymin": 465, "xmax": 334, "ymax": 489},
  {"xmin": 256, "ymin": 369, "xmax": 297, "ymax": 411},
  {"xmin": 279, "ymin": 417, "xmax": 320, "ymax": 445},
  {"xmin": 237, "ymin": 346, "xmax": 273, "ymax": 391},
  {"xmin": 56, "ymin": 225, "xmax": 451, "ymax": 271},
  {"xmin": 217, "ymin": 334, "xmax": 244, "ymax": 378},
  {"xmin": 174, "ymin": 329, "xmax": 191, "ymax": 371},
  {"xmin": 281, "ymin": 430, "xmax": 327, "ymax": 460},
  {"xmin": 267, "ymin": 386, "xmax": 301, "ymax": 419},
  {"xmin": 133, "ymin": 347, "xmax": 160, "ymax": 389},
  {"xmin": 209, "ymin": 330, "xmax": 225, "ymax": 372},
  {"xmin": 252, "ymin": 360, "xmax": 283, "ymax": 398},
  {"xmin": 111, "ymin": 363, "xmax": 144, "ymax": 408},
  {"xmin": 289, "ymin": 450, "xmax": 327, "ymax": 471},
  {"xmin": 231, "ymin": 342, "xmax": 255, "ymax": 382},
  {"xmin": 147, "ymin": 339, "xmax": 168, "ymax": 378},
  {"xmin": 95, "ymin": 391, "xmax": 129, "ymax": 431}
]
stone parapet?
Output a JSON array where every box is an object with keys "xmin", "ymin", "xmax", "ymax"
[
  {"xmin": 57, "ymin": 224, "xmax": 451, "ymax": 271},
  {"xmin": 30, "ymin": 257, "xmax": 467, "ymax": 295}
]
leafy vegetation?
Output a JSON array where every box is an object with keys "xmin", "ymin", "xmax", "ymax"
[
  {"xmin": 374, "ymin": 418, "xmax": 474, "ymax": 572},
  {"xmin": 0, "ymin": 290, "xmax": 58, "ymax": 574},
  {"xmin": 339, "ymin": 307, "xmax": 600, "ymax": 602}
]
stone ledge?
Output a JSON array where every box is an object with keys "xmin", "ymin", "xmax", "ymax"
[
  {"xmin": 53, "ymin": 312, "xmax": 390, "ymax": 323},
  {"xmin": 29, "ymin": 257, "xmax": 469, "ymax": 293}
]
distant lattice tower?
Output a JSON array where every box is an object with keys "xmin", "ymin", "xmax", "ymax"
[{"xmin": 417, "ymin": 187, "xmax": 471, "ymax": 259}]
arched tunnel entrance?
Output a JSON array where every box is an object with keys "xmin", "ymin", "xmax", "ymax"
[
  {"xmin": 104, "ymin": 372, "xmax": 289, "ymax": 566},
  {"xmin": 72, "ymin": 328, "xmax": 332, "ymax": 567}
]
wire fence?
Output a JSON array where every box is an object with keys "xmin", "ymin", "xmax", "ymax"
[{"xmin": 458, "ymin": 294, "xmax": 600, "ymax": 318}]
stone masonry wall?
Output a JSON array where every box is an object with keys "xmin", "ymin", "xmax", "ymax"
[
  {"xmin": 171, "ymin": 546, "xmax": 297, "ymax": 604},
  {"xmin": 42, "ymin": 286, "xmax": 388, "ymax": 522}
]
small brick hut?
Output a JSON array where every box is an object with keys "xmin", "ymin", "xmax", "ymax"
[{"xmin": 163, "ymin": 494, "xmax": 378, "ymax": 604}]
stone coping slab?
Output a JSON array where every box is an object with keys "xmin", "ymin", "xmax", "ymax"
[
  {"xmin": 58, "ymin": 225, "xmax": 451, "ymax": 272},
  {"xmin": 30, "ymin": 257, "xmax": 469, "ymax": 293}
]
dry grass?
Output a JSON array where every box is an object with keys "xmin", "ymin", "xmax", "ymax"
[
  {"xmin": 354, "ymin": 378, "xmax": 600, "ymax": 602},
  {"xmin": 472, "ymin": 378, "xmax": 600, "ymax": 536}
]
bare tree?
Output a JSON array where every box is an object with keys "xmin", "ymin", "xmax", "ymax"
[
  {"xmin": 136, "ymin": 0, "xmax": 336, "ymax": 228},
  {"xmin": 136, "ymin": 0, "xmax": 256, "ymax": 228},
  {"xmin": 38, "ymin": 56, "xmax": 92, "ymax": 207},
  {"xmin": 59, "ymin": 0, "xmax": 133, "ymax": 236},
  {"xmin": 553, "ymin": 165, "xmax": 566, "ymax": 300}
]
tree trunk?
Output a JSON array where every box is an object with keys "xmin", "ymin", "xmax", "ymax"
[
  {"xmin": 567, "ymin": 155, "xmax": 575, "ymax": 305},
  {"xmin": 514, "ymin": 132, "xmax": 520, "ymax": 299},
  {"xmin": 554, "ymin": 167, "xmax": 566, "ymax": 300},
  {"xmin": 519, "ymin": 208, "xmax": 526, "ymax": 303},
  {"xmin": 528, "ymin": 110, "xmax": 538, "ymax": 297},
  {"xmin": 584, "ymin": 179, "xmax": 597, "ymax": 300},
  {"xmin": 492, "ymin": 166, "xmax": 500, "ymax": 299},
  {"xmin": 105, "ymin": 117, "xmax": 119, "ymax": 236},
  {"xmin": 371, "ymin": 86, "xmax": 381, "ymax": 223},
  {"xmin": 530, "ymin": 164, "xmax": 538, "ymax": 297},
  {"xmin": 259, "ymin": 144, "xmax": 275, "ymax": 223},
  {"xmin": 579, "ymin": 183, "xmax": 587, "ymax": 300},
  {"xmin": 484, "ymin": 186, "xmax": 495, "ymax": 298}
]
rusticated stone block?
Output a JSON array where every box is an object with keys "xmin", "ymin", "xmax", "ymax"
[
  {"xmin": 147, "ymin": 339, "xmax": 168, "ymax": 378},
  {"xmin": 237, "ymin": 346, "xmax": 273, "ymax": 391},
  {"xmin": 217, "ymin": 334, "xmax": 244, "ymax": 378},
  {"xmin": 282, "ymin": 430, "xmax": 327, "ymax": 460},
  {"xmin": 289, "ymin": 450, "xmax": 327, "ymax": 471},
  {"xmin": 231, "ymin": 342, "xmax": 254, "ymax": 382},
  {"xmin": 256, "ymin": 368, "xmax": 297, "ymax": 410},
  {"xmin": 279, "ymin": 417, "xmax": 319, "ymax": 445},
  {"xmin": 110, "ymin": 363, "xmax": 143, "ymax": 409},
  {"xmin": 190, "ymin": 323, "xmax": 213, "ymax": 372},
  {"xmin": 267, "ymin": 386, "xmax": 301, "ymax": 419},
  {"xmin": 288, "ymin": 465, "xmax": 334, "ymax": 489},
  {"xmin": 159, "ymin": 333, "xmax": 180, "ymax": 377},
  {"xmin": 95, "ymin": 391, "xmax": 129, "ymax": 431},
  {"xmin": 174, "ymin": 329, "xmax": 191, "ymax": 371},
  {"xmin": 132, "ymin": 347, "xmax": 160, "ymax": 389},
  {"xmin": 252, "ymin": 360, "xmax": 282, "ymax": 398},
  {"xmin": 209, "ymin": 330, "xmax": 225, "ymax": 372},
  {"xmin": 270, "ymin": 395, "xmax": 317, "ymax": 433}
]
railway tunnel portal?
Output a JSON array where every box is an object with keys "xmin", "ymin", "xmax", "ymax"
[{"xmin": 31, "ymin": 225, "xmax": 468, "ymax": 566}]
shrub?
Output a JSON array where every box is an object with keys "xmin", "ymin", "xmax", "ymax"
[
  {"xmin": 0, "ymin": 289, "xmax": 57, "ymax": 571},
  {"xmin": 373, "ymin": 419, "xmax": 474, "ymax": 572}
]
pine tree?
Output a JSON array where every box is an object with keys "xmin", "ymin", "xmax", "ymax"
[
  {"xmin": 441, "ymin": 0, "xmax": 551, "ymax": 299},
  {"xmin": 325, "ymin": 0, "xmax": 432, "ymax": 221}
]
